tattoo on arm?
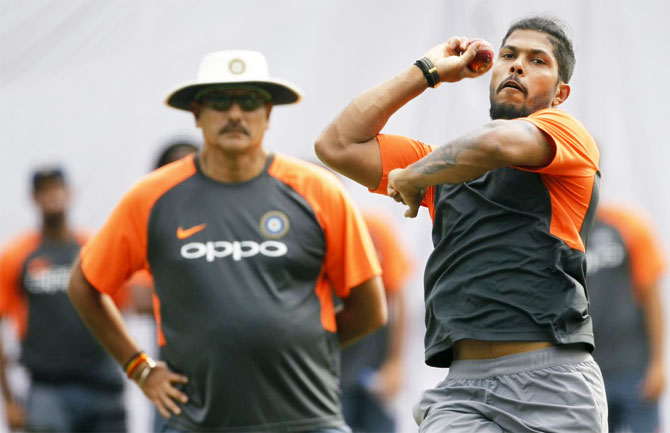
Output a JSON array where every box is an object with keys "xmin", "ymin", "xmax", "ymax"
[
  {"xmin": 406, "ymin": 119, "xmax": 551, "ymax": 183},
  {"xmin": 519, "ymin": 119, "xmax": 551, "ymax": 149},
  {"xmin": 408, "ymin": 134, "xmax": 479, "ymax": 177}
]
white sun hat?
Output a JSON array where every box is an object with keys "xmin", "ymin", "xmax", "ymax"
[{"xmin": 165, "ymin": 50, "xmax": 302, "ymax": 111}]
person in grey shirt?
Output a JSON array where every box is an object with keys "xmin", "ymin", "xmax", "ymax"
[
  {"xmin": 587, "ymin": 204, "xmax": 666, "ymax": 433},
  {"xmin": 0, "ymin": 168, "xmax": 126, "ymax": 432},
  {"xmin": 67, "ymin": 50, "xmax": 387, "ymax": 432},
  {"xmin": 316, "ymin": 15, "xmax": 606, "ymax": 432}
]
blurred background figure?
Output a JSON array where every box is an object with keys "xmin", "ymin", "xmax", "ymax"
[
  {"xmin": 131, "ymin": 139, "xmax": 200, "ymax": 433},
  {"xmin": 126, "ymin": 139, "xmax": 201, "ymax": 318},
  {"xmin": 153, "ymin": 139, "xmax": 200, "ymax": 171},
  {"xmin": 586, "ymin": 204, "xmax": 667, "ymax": 433},
  {"xmin": 0, "ymin": 167, "xmax": 127, "ymax": 432},
  {"xmin": 340, "ymin": 211, "xmax": 413, "ymax": 433},
  {"xmin": 0, "ymin": 333, "xmax": 21, "ymax": 432}
]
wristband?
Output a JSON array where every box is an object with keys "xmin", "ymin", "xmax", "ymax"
[
  {"xmin": 126, "ymin": 353, "xmax": 150, "ymax": 379},
  {"xmin": 123, "ymin": 351, "xmax": 143, "ymax": 371},
  {"xmin": 414, "ymin": 57, "xmax": 441, "ymax": 88},
  {"xmin": 136, "ymin": 358, "xmax": 157, "ymax": 388}
]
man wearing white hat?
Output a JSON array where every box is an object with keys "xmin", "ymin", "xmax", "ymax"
[{"xmin": 67, "ymin": 50, "xmax": 387, "ymax": 432}]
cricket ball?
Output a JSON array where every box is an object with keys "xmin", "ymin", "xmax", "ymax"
[{"xmin": 467, "ymin": 39, "xmax": 495, "ymax": 73}]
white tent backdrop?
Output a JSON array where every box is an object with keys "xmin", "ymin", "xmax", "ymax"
[{"xmin": 1, "ymin": 1, "xmax": 669, "ymax": 431}]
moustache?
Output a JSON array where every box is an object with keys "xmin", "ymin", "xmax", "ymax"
[
  {"xmin": 220, "ymin": 124, "xmax": 249, "ymax": 135},
  {"xmin": 497, "ymin": 76, "xmax": 527, "ymax": 96}
]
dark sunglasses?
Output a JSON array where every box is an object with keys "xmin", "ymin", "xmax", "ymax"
[{"xmin": 197, "ymin": 91, "xmax": 269, "ymax": 111}]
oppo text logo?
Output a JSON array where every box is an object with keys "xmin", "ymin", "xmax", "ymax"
[{"xmin": 180, "ymin": 240, "xmax": 287, "ymax": 262}]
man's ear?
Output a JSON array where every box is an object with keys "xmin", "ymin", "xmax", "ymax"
[
  {"xmin": 189, "ymin": 102, "xmax": 201, "ymax": 126},
  {"xmin": 552, "ymin": 82, "xmax": 570, "ymax": 107}
]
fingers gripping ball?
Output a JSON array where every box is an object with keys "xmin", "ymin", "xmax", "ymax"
[{"xmin": 467, "ymin": 39, "xmax": 495, "ymax": 73}]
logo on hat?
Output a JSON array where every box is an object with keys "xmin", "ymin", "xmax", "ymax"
[
  {"xmin": 260, "ymin": 210, "xmax": 290, "ymax": 239},
  {"xmin": 229, "ymin": 58, "xmax": 245, "ymax": 75}
]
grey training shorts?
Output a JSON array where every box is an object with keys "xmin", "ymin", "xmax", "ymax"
[{"xmin": 413, "ymin": 346, "xmax": 608, "ymax": 432}]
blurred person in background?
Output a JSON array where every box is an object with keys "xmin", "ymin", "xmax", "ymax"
[
  {"xmin": 124, "ymin": 139, "xmax": 200, "ymax": 433},
  {"xmin": 67, "ymin": 50, "xmax": 387, "ymax": 432},
  {"xmin": 316, "ymin": 16, "xmax": 606, "ymax": 432},
  {"xmin": 126, "ymin": 139, "xmax": 202, "ymax": 318},
  {"xmin": 0, "ymin": 332, "xmax": 21, "ymax": 432},
  {"xmin": 340, "ymin": 211, "xmax": 412, "ymax": 433},
  {"xmin": 153, "ymin": 140, "xmax": 200, "ymax": 171},
  {"xmin": 586, "ymin": 204, "xmax": 666, "ymax": 433},
  {"xmin": 0, "ymin": 167, "xmax": 127, "ymax": 432}
]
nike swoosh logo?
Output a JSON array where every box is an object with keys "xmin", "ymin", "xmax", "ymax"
[{"xmin": 177, "ymin": 224, "xmax": 207, "ymax": 240}]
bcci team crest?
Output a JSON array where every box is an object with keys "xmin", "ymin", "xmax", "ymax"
[
  {"xmin": 259, "ymin": 211, "xmax": 290, "ymax": 239},
  {"xmin": 229, "ymin": 58, "xmax": 245, "ymax": 75}
]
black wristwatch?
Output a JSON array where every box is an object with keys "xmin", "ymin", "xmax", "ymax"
[{"xmin": 414, "ymin": 57, "xmax": 441, "ymax": 88}]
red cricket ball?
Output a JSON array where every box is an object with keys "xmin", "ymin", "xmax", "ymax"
[{"xmin": 467, "ymin": 39, "xmax": 495, "ymax": 73}]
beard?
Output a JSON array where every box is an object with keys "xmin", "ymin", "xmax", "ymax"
[
  {"xmin": 489, "ymin": 85, "xmax": 557, "ymax": 120},
  {"xmin": 489, "ymin": 100, "xmax": 534, "ymax": 120}
]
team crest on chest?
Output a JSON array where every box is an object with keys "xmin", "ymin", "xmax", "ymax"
[{"xmin": 259, "ymin": 210, "xmax": 290, "ymax": 239}]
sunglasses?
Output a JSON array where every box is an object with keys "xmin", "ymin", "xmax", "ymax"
[{"xmin": 197, "ymin": 91, "xmax": 269, "ymax": 112}]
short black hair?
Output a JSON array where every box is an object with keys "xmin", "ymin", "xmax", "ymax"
[
  {"xmin": 502, "ymin": 15, "xmax": 575, "ymax": 83},
  {"xmin": 154, "ymin": 140, "xmax": 199, "ymax": 169},
  {"xmin": 31, "ymin": 166, "xmax": 66, "ymax": 192}
]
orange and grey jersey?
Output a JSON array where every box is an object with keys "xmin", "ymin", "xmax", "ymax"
[
  {"xmin": 371, "ymin": 108, "xmax": 600, "ymax": 367},
  {"xmin": 340, "ymin": 212, "xmax": 413, "ymax": 390},
  {"xmin": 80, "ymin": 153, "xmax": 381, "ymax": 432},
  {"xmin": 0, "ymin": 232, "xmax": 123, "ymax": 388},
  {"xmin": 586, "ymin": 205, "xmax": 666, "ymax": 376}
]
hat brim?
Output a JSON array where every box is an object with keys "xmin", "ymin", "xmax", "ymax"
[{"xmin": 165, "ymin": 78, "xmax": 302, "ymax": 111}]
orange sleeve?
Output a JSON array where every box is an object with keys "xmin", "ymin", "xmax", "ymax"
[
  {"xmin": 80, "ymin": 187, "xmax": 151, "ymax": 295},
  {"xmin": 0, "ymin": 247, "xmax": 19, "ymax": 316},
  {"xmin": 80, "ymin": 156, "xmax": 196, "ymax": 295},
  {"xmin": 517, "ymin": 109, "xmax": 599, "ymax": 176},
  {"xmin": 363, "ymin": 213, "xmax": 414, "ymax": 293},
  {"xmin": 513, "ymin": 109, "xmax": 599, "ymax": 252},
  {"xmin": 0, "ymin": 233, "xmax": 40, "ymax": 339},
  {"xmin": 599, "ymin": 206, "xmax": 667, "ymax": 296},
  {"xmin": 322, "ymin": 186, "xmax": 381, "ymax": 298},
  {"xmin": 74, "ymin": 229, "xmax": 132, "ymax": 309},
  {"xmin": 371, "ymin": 134, "xmax": 436, "ymax": 219},
  {"xmin": 269, "ymin": 155, "xmax": 382, "ymax": 298}
]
